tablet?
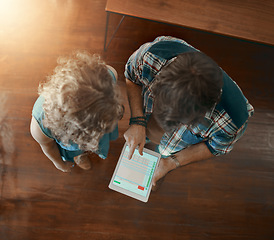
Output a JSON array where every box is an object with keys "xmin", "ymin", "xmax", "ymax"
[{"xmin": 109, "ymin": 143, "xmax": 161, "ymax": 202}]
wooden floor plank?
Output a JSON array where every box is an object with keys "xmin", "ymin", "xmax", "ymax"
[{"xmin": 0, "ymin": 0, "xmax": 274, "ymax": 239}]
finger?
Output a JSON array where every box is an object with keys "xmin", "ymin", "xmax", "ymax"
[
  {"xmin": 68, "ymin": 162, "xmax": 74, "ymax": 168},
  {"xmin": 151, "ymin": 175, "xmax": 157, "ymax": 186},
  {"xmin": 60, "ymin": 168, "xmax": 68, "ymax": 173},
  {"xmin": 123, "ymin": 131, "xmax": 130, "ymax": 142},
  {"xmin": 61, "ymin": 163, "xmax": 73, "ymax": 172},
  {"xmin": 60, "ymin": 166, "xmax": 69, "ymax": 172},
  {"xmin": 127, "ymin": 143, "xmax": 136, "ymax": 160},
  {"xmin": 151, "ymin": 164, "xmax": 160, "ymax": 186},
  {"xmin": 64, "ymin": 167, "xmax": 72, "ymax": 173},
  {"xmin": 138, "ymin": 141, "xmax": 145, "ymax": 156},
  {"xmin": 123, "ymin": 133, "xmax": 131, "ymax": 150}
]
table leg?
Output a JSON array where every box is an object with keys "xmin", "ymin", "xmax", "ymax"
[{"xmin": 104, "ymin": 12, "xmax": 125, "ymax": 51}]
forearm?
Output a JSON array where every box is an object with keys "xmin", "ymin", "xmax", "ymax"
[
  {"xmin": 124, "ymin": 79, "xmax": 147, "ymax": 158},
  {"xmin": 126, "ymin": 79, "xmax": 144, "ymax": 117},
  {"xmin": 40, "ymin": 141, "xmax": 65, "ymax": 167},
  {"xmin": 38, "ymin": 139, "xmax": 73, "ymax": 172},
  {"xmin": 152, "ymin": 142, "xmax": 214, "ymax": 186},
  {"xmin": 30, "ymin": 116, "xmax": 71, "ymax": 172},
  {"xmin": 166, "ymin": 142, "xmax": 214, "ymax": 171}
]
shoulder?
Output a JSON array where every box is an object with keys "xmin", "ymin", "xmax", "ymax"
[
  {"xmin": 106, "ymin": 65, "xmax": 118, "ymax": 82},
  {"xmin": 216, "ymin": 72, "xmax": 254, "ymax": 128},
  {"xmin": 30, "ymin": 116, "xmax": 54, "ymax": 145},
  {"xmin": 32, "ymin": 95, "xmax": 45, "ymax": 121},
  {"xmin": 147, "ymin": 36, "xmax": 197, "ymax": 59}
]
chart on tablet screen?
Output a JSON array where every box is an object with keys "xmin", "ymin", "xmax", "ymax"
[{"xmin": 113, "ymin": 146, "xmax": 157, "ymax": 195}]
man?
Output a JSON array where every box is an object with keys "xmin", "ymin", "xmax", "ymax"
[{"xmin": 123, "ymin": 36, "xmax": 254, "ymax": 190}]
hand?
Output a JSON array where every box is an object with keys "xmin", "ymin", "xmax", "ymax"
[
  {"xmin": 53, "ymin": 161, "xmax": 74, "ymax": 173},
  {"xmin": 152, "ymin": 157, "xmax": 177, "ymax": 187},
  {"xmin": 124, "ymin": 124, "xmax": 146, "ymax": 159}
]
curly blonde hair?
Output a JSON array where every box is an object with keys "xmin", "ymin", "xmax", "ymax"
[{"xmin": 38, "ymin": 51, "xmax": 123, "ymax": 151}]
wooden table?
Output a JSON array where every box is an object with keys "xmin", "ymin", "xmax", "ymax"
[{"xmin": 104, "ymin": 0, "xmax": 274, "ymax": 50}]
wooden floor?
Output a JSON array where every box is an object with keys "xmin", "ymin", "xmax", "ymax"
[{"xmin": 1, "ymin": 1, "xmax": 274, "ymax": 239}]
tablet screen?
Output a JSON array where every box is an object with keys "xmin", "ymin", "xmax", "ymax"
[{"xmin": 109, "ymin": 144, "xmax": 160, "ymax": 201}]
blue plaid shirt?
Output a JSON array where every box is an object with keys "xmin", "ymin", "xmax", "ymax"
[{"xmin": 125, "ymin": 36, "xmax": 254, "ymax": 157}]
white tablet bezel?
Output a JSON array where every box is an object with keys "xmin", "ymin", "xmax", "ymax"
[{"xmin": 109, "ymin": 143, "xmax": 161, "ymax": 202}]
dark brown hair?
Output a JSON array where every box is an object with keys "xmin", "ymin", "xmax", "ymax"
[{"xmin": 152, "ymin": 51, "xmax": 223, "ymax": 132}]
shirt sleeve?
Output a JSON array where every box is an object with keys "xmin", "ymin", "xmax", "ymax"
[
  {"xmin": 205, "ymin": 121, "xmax": 248, "ymax": 156},
  {"xmin": 32, "ymin": 96, "xmax": 54, "ymax": 139},
  {"xmin": 124, "ymin": 42, "xmax": 151, "ymax": 85}
]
